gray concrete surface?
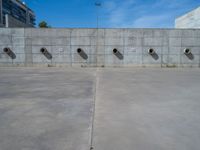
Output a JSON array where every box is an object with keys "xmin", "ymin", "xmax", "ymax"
[
  {"xmin": 0, "ymin": 68, "xmax": 200, "ymax": 150},
  {"xmin": 0, "ymin": 68, "xmax": 96, "ymax": 150},
  {"xmin": 175, "ymin": 6, "xmax": 200, "ymax": 28},
  {"xmin": 0, "ymin": 28, "xmax": 200, "ymax": 67},
  {"xmin": 93, "ymin": 68, "xmax": 200, "ymax": 150}
]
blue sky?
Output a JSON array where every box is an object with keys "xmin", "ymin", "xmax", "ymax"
[{"xmin": 24, "ymin": 0, "xmax": 200, "ymax": 28}]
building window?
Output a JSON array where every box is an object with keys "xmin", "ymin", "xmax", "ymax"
[{"xmin": 2, "ymin": 0, "xmax": 36, "ymax": 26}]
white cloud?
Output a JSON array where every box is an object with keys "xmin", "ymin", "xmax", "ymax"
[
  {"xmin": 102, "ymin": 0, "xmax": 137, "ymax": 27},
  {"xmin": 132, "ymin": 14, "xmax": 172, "ymax": 28},
  {"xmin": 100, "ymin": 0, "xmax": 198, "ymax": 28}
]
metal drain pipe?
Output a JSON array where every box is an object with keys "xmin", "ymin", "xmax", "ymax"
[
  {"xmin": 40, "ymin": 48, "xmax": 52, "ymax": 60},
  {"xmin": 77, "ymin": 48, "xmax": 88, "ymax": 60},
  {"xmin": 184, "ymin": 48, "xmax": 191, "ymax": 55},
  {"xmin": 3, "ymin": 47, "xmax": 16, "ymax": 59},
  {"xmin": 148, "ymin": 48, "xmax": 155, "ymax": 55}
]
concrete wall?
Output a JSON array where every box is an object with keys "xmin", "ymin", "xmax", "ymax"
[
  {"xmin": 0, "ymin": 28, "xmax": 200, "ymax": 67},
  {"xmin": 175, "ymin": 7, "xmax": 200, "ymax": 28}
]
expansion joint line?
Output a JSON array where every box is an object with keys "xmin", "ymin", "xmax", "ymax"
[{"xmin": 90, "ymin": 68, "xmax": 99, "ymax": 150}]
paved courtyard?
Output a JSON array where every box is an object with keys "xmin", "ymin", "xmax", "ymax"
[{"xmin": 0, "ymin": 68, "xmax": 200, "ymax": 150}]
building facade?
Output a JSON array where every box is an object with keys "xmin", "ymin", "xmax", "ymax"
[
  {"xmin": 175, "ymin": 6, "xmax": 200, "ymax": 28},
  {"xmin": 0, "ymin": 0, "xmax": 35, "ymax": 27}
]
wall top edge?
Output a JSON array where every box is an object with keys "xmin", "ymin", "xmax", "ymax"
[{"xmin": 0, "ymin": 28, "xmax": 200, "ymax": 30}]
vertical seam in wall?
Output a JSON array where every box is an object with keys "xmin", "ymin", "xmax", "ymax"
[
  {"xmin": 91, "ymin": 30, "xmax": 93, "ymax": 66},
  {"xmin": 96, "ymin": 28, "xmax": 98, "ymax": 67},
  {"xmin": 11, "ymin": 30, "xmax": 13, "ymax": 64},
  {"xmin": 50, "ymin": 30, "xmax": 53, "ymax": 65},
  {"xmin": 30, "ymin": 28, "xmax": 33, "ymax": 66},
  {"xmin": 180, "ymin": 30, "xmax": 183, "ymax": 67},
  {"xmin": 166, "ymin": 31, "xmax": 170, "ymax": 68},
  {"xmin": 24, "ymin": 28, "xmax": 25, "ymax": 65},
  {"xmin": 123, "ymin": 29, "xmax": 125, "ymax": 66},
  {"xmin": 161, "ymin": 32, "xmax": 163, "ymax": 68},
  {"xmin": 70, "ymin": 29, "xmax": 72, "ymax": 67},
  {"xmin": 142, "ymin": 30, "xmax": 144, "ymax": 67},
  {"xmin": 167, "ymin": 31, "xmax": 169, "ymax": 67}
]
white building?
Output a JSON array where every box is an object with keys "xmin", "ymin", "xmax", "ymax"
[{"xmin": 175, "ymin": 6, "xmax": 200, "ymax": 28}]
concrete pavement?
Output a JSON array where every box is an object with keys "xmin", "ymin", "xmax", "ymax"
[
  {"xmin": 0, "ymin": 68, "xmax": 96, "ymax": 150},
  {"xmin": 0, "ymin": 68, "xmax": 200, "ymax": 150}
]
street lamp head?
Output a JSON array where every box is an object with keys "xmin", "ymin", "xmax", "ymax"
[{"xmin": 95, "ymin": 2, "xmax": 101, "ymax": 6}]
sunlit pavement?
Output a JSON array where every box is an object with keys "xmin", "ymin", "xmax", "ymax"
[{"xmin": 0, "ymin": 68, "xmax": 200, "ymax": 150}]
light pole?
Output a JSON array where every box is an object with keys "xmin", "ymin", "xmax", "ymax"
[
  {"xmin": 94, "ymin": 2, "xmax": 101, "ymax": 67},
  {"xmin": 95, "ymin": 2, "xmax": 101, "ymax": 29}
]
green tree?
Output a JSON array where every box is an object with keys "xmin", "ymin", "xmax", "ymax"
[{"xmin": 38, "ymin": 21, "xmax": 50, "ymax": 28}]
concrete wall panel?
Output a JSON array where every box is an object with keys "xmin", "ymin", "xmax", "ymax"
[
  {"xmin": 168, "ymin": 29, "xmax": 182, "ymax": 37},
  {"xmin": 32, "ymin": 53, "xmax": 52, "ymax": 64},
  {"xmin": 71, "ymin": 37, "xmax": 91, "ymax": 46},
  {"xmin": 123, "ymin": 47, "xmax": 142, "ymax": 65},
  {"xmin": 0, "ymin": 36, "xmax": 12, "ymax": 45},
  {"xmin": 31, "ymin": 37, "xmax": 52, "ymax": 46},
  {"xmin": 51, "ymin": 37, "xmax": 70, "ymax": 46},
  {"xmin": 182, "ymin": 38, "xmax": 200, "ymax": 46},
  {"xmin": 143, "ymin": 38, "xmax": 164, "ymax": 46},
  {"xmin": 12, "ymin": 37, "xmax": 25, "ymax": 46},
  {"xmin": 105, "ymin": 29, "xmax": 124, "ymax": 37},
  {"xmin": 71, "ymin": 29, "xmax": 96, "ymax": 37},
  {"xmin": 124, "ymin": 37, "xmax": 142, "ymax": 46},
  {"xmin": 169, "ymin": 38, "xmax": 182, "ymax": 46},
  {"xmin": 0, "ymin": 29, "xmax": 11, "ymax": 35},
  {"xmin": 124, "ymin": 29, "xmax": 143, "ymax": 37},
  {"xmin": 167, "ymin": 54, "xmax": 181, "ymax": 66},
  {"xmin": 31, "ymin": 29, "xmax": 65, "ymax": 37},
  {"xmin": 105, "ymin": 37, "xmax": 124, "ymax": 46},
  {"xmin": 11, "ymin": 28, "xmax": 24, "ymax": 36}
]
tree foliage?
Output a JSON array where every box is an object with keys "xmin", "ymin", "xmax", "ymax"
[{"xmin": 38, "ymin": 21, "xmax": 50, "ymax": 28}]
